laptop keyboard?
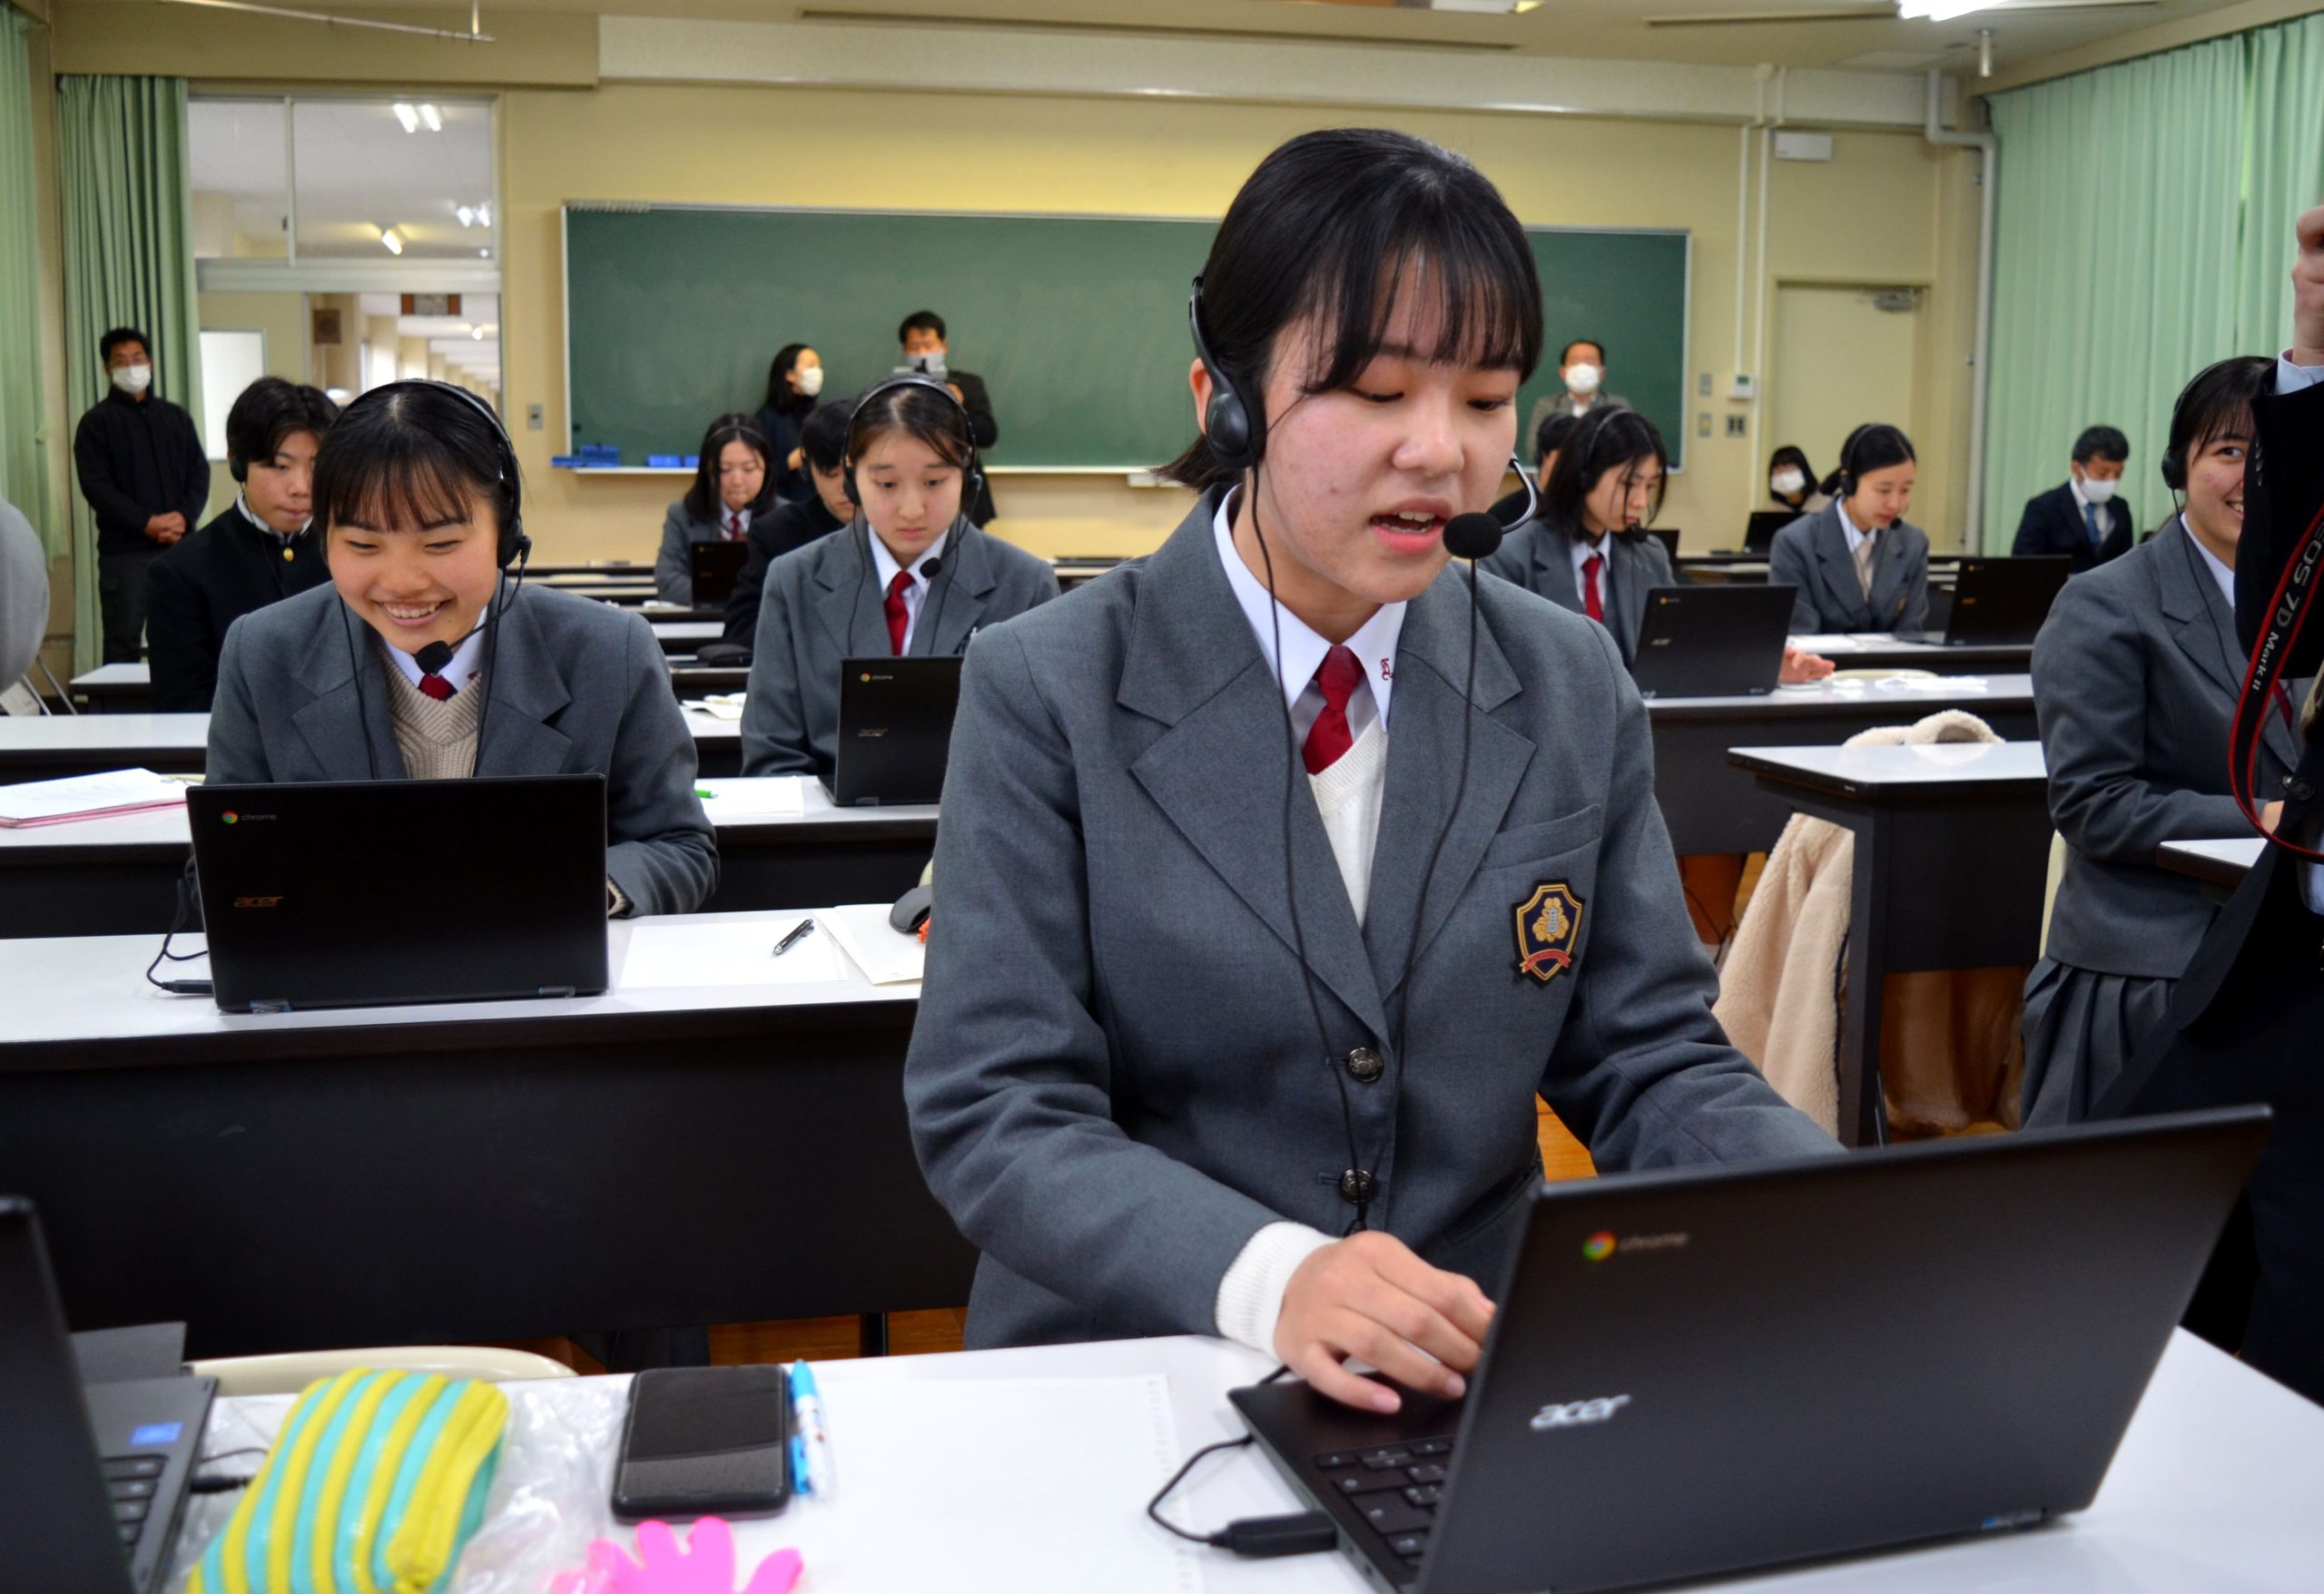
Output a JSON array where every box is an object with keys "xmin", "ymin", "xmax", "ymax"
[
  {"xmin": 103, "ymin": 1454, "xmax": 165, "ymax": 1546},
  {"xmin": 1312, "ymin": 1436, "xmax": 1458, "ymax": 1567}
]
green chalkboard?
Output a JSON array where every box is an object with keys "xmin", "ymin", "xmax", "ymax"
[{"xmin": 561, "ymin": 205, "xmax": 1688, "ymax": 471}]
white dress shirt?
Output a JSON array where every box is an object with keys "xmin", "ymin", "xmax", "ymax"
[
  {"xmin": 866, "ymin": 525, "xmax": 952, "ymax": 654},
  {"xmin": 1570, "ymin": 530, "xmax": 1612, "ymax": 612},
  {"xmin": 1835, "ymin": 496, "xmax": 1871, "ymax": 556},
  {"xmin": 1207, "ymin": 487, "xmax": 1408, "ymax": 1356}
]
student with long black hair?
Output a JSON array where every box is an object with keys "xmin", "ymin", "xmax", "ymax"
[
  {"xmin": 206, "ymin": 381, "xmax": 716, "ymax": 917},
  {"xmin": 655, "ymin": 412, "xmax": 778, "ymax": 606},
  {"xmin": 737, "ymin": 377, "xmax": 1057, "ymax": 779},
  {"xmin": 753, "ymin": 341, "xmax": 823, "ymax": 503},
  {"xmin": 902, "ymin": 129, "xmax": 1833, "ymax": 1411},
  {"xmin": 1768, "ymin": 423, "xmax": 1930, "ymax": 635},
  {"xmin": 1765, "ymin": 444, "xmax": 1827, "ymax": 517},
  {"xmin": 722, "ymin": 399, "xmax": 857, "ymax": 648}
]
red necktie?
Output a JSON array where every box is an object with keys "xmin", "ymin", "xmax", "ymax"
[
  {"xmin": 1301, "ymin": 645, "xmax": 1364, "ymax": 775},
  {"xmin": 726, "ymin": 512, "xmax": 744, "ymax": 540},
  {"xmin": 884, "ymin": 569, "xmax": 915, "ymax": 655},
  {"xmin": 1581, "ymin": 551, "xmax": 1605, "ymax": 625},
  {"xmin": 418, "ymin": 674, "xmax": 455, "ymax": 703}
]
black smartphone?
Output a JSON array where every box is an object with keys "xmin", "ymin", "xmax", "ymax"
[{"xmin": 612, "ymin": 1364, "xmax": 793, "ymax": 1522}]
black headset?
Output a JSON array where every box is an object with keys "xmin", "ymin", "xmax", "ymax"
[
  {"xmin": 330, "ymin": 381, "xmax": 532, "ymax": 780},
  {"xmin": 2160, "ymin": 379, "xmax": 2195, "ymax": 495},
  {"xmin": 840, "ymin": 373, "xmax": 986, "ymax": 661},
  {"xmin": 1187, "ymin": 275, "xmax": 1518, "ymax": 1230}
]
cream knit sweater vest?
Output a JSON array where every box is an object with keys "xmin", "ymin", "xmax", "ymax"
[{"xmin": 383, "ymin": 664, "xmax": 484, "ymax": 780}]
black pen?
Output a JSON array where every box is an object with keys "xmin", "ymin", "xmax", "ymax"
[{"xmin": 773, "ymin": 918, "xmax": 816, "ymax": 958}]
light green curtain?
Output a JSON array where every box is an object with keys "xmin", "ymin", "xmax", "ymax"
[
  {"xmin": 1984, "ymin": 37, "xmax": 2247, "ymax": 553},
  {"xmin": 58, "ymin": 74, "xmax": 202, "ymax": 672},
  {"xmin": 2237, "ymin": 14, "xmax": 2324, "ymax": 355},
  {"xmin": 0, "ymin": 8, "xmax": 54, "ymax": 554}
]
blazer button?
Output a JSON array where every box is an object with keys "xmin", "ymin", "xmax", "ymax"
[
  {"xmin": 1338, "ymin": 1169, "xmax": 1375, "ymax": 1205},
  {"xmin": 1345, "ymin": 1047, "xmax": 1385, "ymax": 1084},
  {"xmin": 2294, "ymin": 780, "xmax": 2317, "ymax": 802}
]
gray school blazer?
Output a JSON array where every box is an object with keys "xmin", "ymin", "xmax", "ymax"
[
  {"xmin": 2034, "ymin": 517, "xmax": 2302, "ymax": 979},
  {"xmin": 656, "ymin": 501, "xmax": 761, "ymax": 608},
  {"xmin": 207, "ymin": 581, "xmax": 718, "ymax": 917},
  {"xmin": 1768, "ymin": 502, "xmax": 1930, "ymax": 635},
  {"xmin": 903, "ymin": 489, "xmax": 1837, "ymax": 1351},
  {"xmin": 738, "ymin": 518, "xmax": 1060, "ymax": 779},
  {"xmin": 1478, "ymin": 521, "xmax": 1674, "ymax": 666}
]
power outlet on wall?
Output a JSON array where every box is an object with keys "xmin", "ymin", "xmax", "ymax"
[
  {"xmin": 1725, "ymin": 415, "xmax": 1749, "ymax": 438},
  {"xmin": 527, "ymin": 403, "xmax": 545, "ymax": 431}
]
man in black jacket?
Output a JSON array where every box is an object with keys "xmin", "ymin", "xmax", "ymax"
[
  {"xmin": 145, "ymin": 379, "xmax": 339, "ymax": 712},
  {"xmin": 722, "ymin": 398, "xmax": 855, "ymax": 650},
  {"xmin": 899, "ymin": 310, "xmax": 999, "ymax": 525},
  {"xmin": 2012, "ymin": 425, "xmax": 2136, "ymax": 573},
  {"xmin": 72, "ymin": 328, "xmax": 212, "ymax": 662},
  {"xmin": 2110, "ymin": 202, "xmax": 2324, "ymax": 1405}
]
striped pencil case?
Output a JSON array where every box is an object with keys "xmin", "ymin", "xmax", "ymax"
[{"xmin": 188, "ymin": 1367, "xmax": 509, "ymax": 1594}]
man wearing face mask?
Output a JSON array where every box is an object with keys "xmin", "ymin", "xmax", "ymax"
[
  {"xmin": 1523, "ymin": 337, "xmax": 1630, "ymax": 457},
  {"xmin": 72, "ymin": 327, "xmax": 212, "ymax": 663},
  {"xmin": 2013, "ymin": 426, "xmax": 2137, "ymax": 575},
  {"xmin": 897, "ymin": 310, "xmax": 1000, "ymax": 525}
]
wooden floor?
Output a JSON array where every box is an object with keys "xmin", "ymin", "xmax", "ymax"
[{"xmin": 527, "ymin": 1109, "xmax": 1600, "ymax": 1373}]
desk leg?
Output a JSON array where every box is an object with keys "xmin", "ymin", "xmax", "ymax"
[
  {"xmin": 860, "ymin": 1313, "xmax": 889, "ymax": 1357},
  {"xmin": 1837, "ymin": 811, "xmax": 1894, "ymax": 1149}
]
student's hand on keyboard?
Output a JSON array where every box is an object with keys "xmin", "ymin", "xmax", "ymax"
[{"xmin": 1275, "ymin": 1230, "xmax": 1494, "ymax": 1414}]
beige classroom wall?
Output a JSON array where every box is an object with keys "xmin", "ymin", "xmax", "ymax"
[
  {"xmin": 197, "ymin": 287, "xmax": 310, "ymax": 519},
  {"xmin": 500, "ymin": 82, "xmax": 1982, "ymax": 567}
]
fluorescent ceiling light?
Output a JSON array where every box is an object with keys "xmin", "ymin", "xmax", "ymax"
[
  {"xmin": 471, "ymin": 325, "xmax": 485, "ymax": 340},
  {"xmin": 392, "ymin": 102, "xmax": 419, "ymax": 133},
  {"xmin": 456, "ymin": 204, "xmax": 475, "ymax": 227},
  {"xmin": 476, "ymin": 202, "xmax": 491, "ymax": 228},
  {"xmin": 1896, "ymin": 0, "xmax": 1999, "ymax": 17},
  {"xmin": 419, "ymin": 103, "xmax": 442, "ymax": 132},
  {"xmin": 379, "ymin": 227, "xmax": 403, "ymax": 255}
]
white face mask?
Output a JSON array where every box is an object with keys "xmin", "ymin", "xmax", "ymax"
[
  {"xmin": 1563, "ymin": 362, "xmax": 1601, "ymax": 398},
  {"xmin": 112, "ymin": 363, "xmax": 152, "ymax": 396},
  {"xmin": 2078, "ymin": 473, "xmax": 2118, "ymax": 506},
  {"xmin": 1770, "ymin": 468, "xmax": 1807, "ymax": 497},
  {"xmin": 793, "ymin": 364, "xmax": 824, "ymax": 398}
]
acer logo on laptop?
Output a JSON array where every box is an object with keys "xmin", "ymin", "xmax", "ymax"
[
  {"xmin": 231, "ymin": 895, "xmax": 285, "ymax": 910},
  {"xmin": 1530, "ymin": 1394, "xmax": 1630, "ymax": 1432}
]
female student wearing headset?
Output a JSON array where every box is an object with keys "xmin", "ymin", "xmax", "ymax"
[
  {"xmin": 902, "ymin": 129, "xmax": 1833, "ymax": 1411},
  {"xmin": 206, "ymin": 381, "xmax": 717, "ymax": 918},
  {"xmin": 2020, "ymin": 356, "xmax": 2301, "ymax": 1127},
  {"xmin": 737, "ymin": 377, "xmax": 1058, "ymax": 780},
  {"xmin": 1768, "ymin": 424, "xmax": 1929, "ymax": 635},
  {"xmin": 655, "ymin": 413, "xmax": 780, "ymax": 607}
]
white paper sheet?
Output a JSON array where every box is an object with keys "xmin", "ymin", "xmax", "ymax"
[
  {"xmin": 0, "ymin": 767, "xmax": 186, "ymax": 827},
  {"xmin": 725, "ymin": 1375, "xmax": 1202, "ymax": 1594},
  {"xmin": 686, "ymin": 694, "xmax": 747, "ymax": 722},
  {"xmin": 696, "ymin": 777, "xmax": 810, "ymax": 822},
  {"xmin": 820, "ymin": 902, "xmax": 926, "ymax": 986},
  {"xmin": 614, "ymin": 917, "xmax": 847, "ymax": 989}
]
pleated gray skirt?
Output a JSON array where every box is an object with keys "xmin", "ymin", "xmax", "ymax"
[{"xmin": 2019, "ymin": 957, "xmax": 2175, "ymax": 1127}]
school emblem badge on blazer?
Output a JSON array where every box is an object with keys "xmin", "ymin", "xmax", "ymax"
[{"xmin": 1514, "ymin": 882, "xmax": 1583, "ymax": 983}]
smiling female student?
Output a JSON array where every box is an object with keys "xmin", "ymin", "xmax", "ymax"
[
  {"xmin": 655, "ymin": 413, "xmax": 777, "ymax": 607},
  {"xmin": 902, "ymin": 129, "xmax": 1833, "ymax": 1412},
  {"xmin": 1768, "ymin": 423, "xmax": 1929, "ymax": 635},
  {"xmin": 206, "ymin": 380, "xmax": 716, "ymax": 917},
  {"xmin": 736, "ymin": 377, "xmax": 1058, "ymax": 780}
]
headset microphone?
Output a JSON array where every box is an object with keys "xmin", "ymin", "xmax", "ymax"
[
  {"xmin": 1443, "ymin": 512, "xmax": 1504, "ymax": 563},
  {"xmin": 414, "ymin": 639, "xmax": 458, "ymax": 676}
]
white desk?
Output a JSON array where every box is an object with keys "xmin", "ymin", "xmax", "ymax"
[
  {"xmin": 0, "ymin": 910, "xmax": 970, "ymax": 1355},
  {"xmin": 1727, "ymin": 740, "xmax": 2051, "ymax": 1145},
  {"xmin": 169, "ymin": 1330, "xmax": 2324, "ymax": 1593},
  {"xmin": 1790, "ymin": 633, "xmax": 2034, "ymax": 676},
  {"xmin": 2160, "ymin": 835, "xmax": 2265, "ymax": 896},
  {"xmin": 0, "ymin": 712, "xmax": 210, "ymax": 779},
  {"xmin": 652, "ymin": 619, "xmax": 724, "ymax": 653},
  {"xmin": 1648, "ymin": 674, "xmax": 2037, "ymax": 857},
  {"xmin": 0, "ymin": 777, "xmax": 938, "ymax": 936}
]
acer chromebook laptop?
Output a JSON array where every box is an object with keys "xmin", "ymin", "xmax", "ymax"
[
  {"xmin": 689, "ymin": 539, "xmax": 751, "ymax": 613},
  {"xmin": 1741, "ymin": 509, "xmax": 1797, "ymax": 555},
  {"xmin": 1233, "ymin": 1107, "xmax": 2268, "ymax": 1594},
  {"xmin": 827, "ymin": 656, "xmax": 963, "ymax": 806},
  {"xmin": 186, "ymin": 775, "xmax": 610, "ymax": 1012},
  {"xmin": 2, "ymin": 1197, "xmax": 215, "ymax": 1594},
  {"xmin": 1626, "ymin": 584, "xmax": 1796, "ymax": 699},
  {"xmin": 1908, "ymin": 555, "xmax": 2073, "ymax": 647}
]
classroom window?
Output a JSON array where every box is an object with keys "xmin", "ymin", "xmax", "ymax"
[{"xmin": 189, "ymin": 93, "xmax": 498, "ymax": 268}]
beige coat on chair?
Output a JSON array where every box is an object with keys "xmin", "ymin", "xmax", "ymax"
[{"xmin": 1715, "ymin": 709, "xmax": 2027, "ymax": 1136}]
